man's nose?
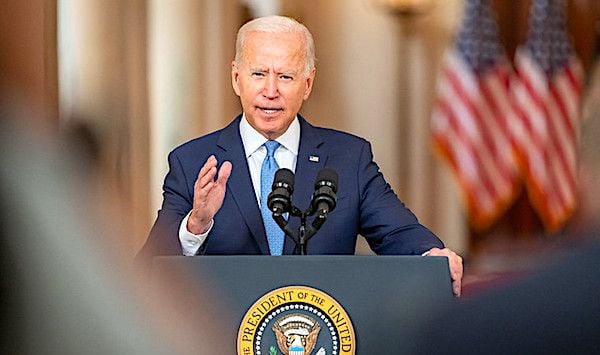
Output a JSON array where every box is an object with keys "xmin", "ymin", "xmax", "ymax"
[{"xmin": 263, "ymin": 75, "xmax": 279, "ymax": 99}]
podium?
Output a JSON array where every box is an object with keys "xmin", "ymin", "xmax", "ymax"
[{"xmin": 151, "ymin": 256, "xmax": 454, "ymax": 354}]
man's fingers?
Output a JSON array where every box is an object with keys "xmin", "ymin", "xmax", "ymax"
[
  {"xmin": 195, "ymin": 155, "xmax": 217, "ymax": 189},
  {"xmin": 449, "ymin": 254, "xmax": 463, "ymax": 297},
  {"xmin": 196, "ymin": 157, "xmax": 231, "ymax": 188},
  {"xmin": 217, "ymin": 161, "xmax": 232, "ymax": 184},
  {"xmin": 197, "ymin": 161, "xmax": 231, "ymax": 193},
  {"xmin": 197, "ymin": 180, "xmax": 215, "ymax": 197},
  {"xmin": 453, "ymin": 280, "xmax": 462, "ymax": 297},
  {"xmin": 194, "ymin": 156, "xmax": 222, "ymax": 191},
  {"xmin": 197, "ymin": 155, "xmax": 217, "ymax": 181},
  {"xmin": 450, "ymin": 255, "xmax": 464, "ymax": 281},
  {"xmin": 197, "ymin": 166, "xmax": 217, "ymax": 188},
  {"xmin": 425, "ymin": 247, "xmax": 464, "ymax": 297},
  {"xmin": 193, "ymin": 158, "xmax": 231, "ymax": 209}
]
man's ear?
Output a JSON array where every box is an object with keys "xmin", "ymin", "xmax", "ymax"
[
  {"xmin": 231, "ymin": 61, "xmax": 241, "ymax": 97},
  {"xmin": 303, "ymin": 68, "xmax": 316, "ymax": 100}
]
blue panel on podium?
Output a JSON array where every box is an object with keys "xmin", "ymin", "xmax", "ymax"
[{"xmin": 151, "ymin": 256, "xmax": 453, "ymax": 353}]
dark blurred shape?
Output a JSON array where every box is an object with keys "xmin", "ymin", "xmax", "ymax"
[
  {"xmin": 0, "ymin": 184, "xmax": 23, "ymax": 353},
  {"xmin": 0, "ymin": 106, "xmax": 226, "ymax": 354},
  {"xmin": 63, "ymin": 119, "xmax": 102, "ymax": 170},
  {"xmin": 415, "ymin": 235, "xmax": 600, "ymax": 354}
]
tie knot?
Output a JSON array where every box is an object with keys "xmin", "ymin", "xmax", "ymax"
[{"xmin": 264, "ymin": 140, "xmax": 280, "ymax": 157}]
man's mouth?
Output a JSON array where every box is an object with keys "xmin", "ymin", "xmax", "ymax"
[{"xmin": 258, "ymin": 107, "xmax": 283, "ymax": 114}]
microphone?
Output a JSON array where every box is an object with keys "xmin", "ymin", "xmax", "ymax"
[
  {"xmin": 267, "ymin": 168, "xmax": 294, "ymax": 214},
  {"xmin": 310, "ymin": 168, "xmax": 338, "ymax": 216},
  {"xmin": 266, "ymin": 167, "xmax": 338, "ymax": 255}
]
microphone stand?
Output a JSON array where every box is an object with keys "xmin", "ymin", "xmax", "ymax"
[
  {"xmin": 272, "ymin": 208, "xmax": 299, "ymax": 248},
  {"xmin": 269, "ymin": 167, "xmax": 337, "ymax": 255},
  {"xmin": 298, "ymin": 211, "xmax": 307, "ymax": 255},
  {"xmin": 272, "ymin": 206, "xmax": 326, "ymax": 256}
]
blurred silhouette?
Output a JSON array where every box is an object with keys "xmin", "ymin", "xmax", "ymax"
[
  {"xmin": 414, "ymin": 235, "xmax": 600, "ymax": 354},
  {"xmin": 0, "ymin": 101, "xmax": 228, "ymax": 354}
]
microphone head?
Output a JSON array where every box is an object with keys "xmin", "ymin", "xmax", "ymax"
[
  {"xmin": 314, "ymin": 168, "xmax": 338, "ymax": 193},
  {"xmin": 268, "ymin": 168, "xmax": 295, "ymax": 213},
  {"xmin": 272, "ymin": 168, "xmax": 295, "ymax": 192}
]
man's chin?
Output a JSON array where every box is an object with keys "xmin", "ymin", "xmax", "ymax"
[
  {"xmin": 259, "ymin": 127, "xmax": 282, "ymax": 140},
  {"xmin": 256, "ymin": 121, "xmax": 287, "ymax": 139}
]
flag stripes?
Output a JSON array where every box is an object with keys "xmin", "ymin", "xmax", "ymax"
[
  {"xmin": 510, "ymin": 0, "xmax": 584, "ymax": 230},
  {"xmin": 432, "ymin": 0, "xmax": 583, "ymax": 231},
  {"xmin": 512, "ymin": 53, "xmax": 583, "ymax": 230},
  {"xmin": 432, "ymin": 0, "xmax": 519, "ymax": 229}
]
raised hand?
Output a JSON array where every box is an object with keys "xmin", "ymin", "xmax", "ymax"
[{"xmin": 186, "ymin": 155, "xmax": 232, "ymax": 234}]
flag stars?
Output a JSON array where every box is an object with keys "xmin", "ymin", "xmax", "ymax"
[
  {"xmin": 526, "ymin": 0, "xmax": 573, "ymax": 75},
  {"xmin": 457, "ymin": 0, "xmax": 504, "ymax": 73}
]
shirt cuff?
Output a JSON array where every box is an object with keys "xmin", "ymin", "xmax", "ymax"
[{"xmin": 178, "ymin": 212, "xmax": 213, "ymax": 256}]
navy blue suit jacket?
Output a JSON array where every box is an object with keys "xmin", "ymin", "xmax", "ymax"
[{"xmin": 139, "ymin": 115, "xmax": 443, "ymax": 256}]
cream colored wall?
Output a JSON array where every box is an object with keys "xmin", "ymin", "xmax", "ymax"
[
  {"xmin": 148, "ymin": 0, "xmax": 240, "ymax": 215},
  {"xmin": 59, "ymin": 0, "xmax": 150, "ymax": 254},
  {"xmin": 59, "ymin": 0, "xmax": 240, "ymax": 253},
  {"xmin": 288, "ymin": 0, "xmax": 467, "ymax": 253}
]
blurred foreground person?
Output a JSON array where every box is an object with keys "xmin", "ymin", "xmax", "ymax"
[
  {"xmin": 0, "ymin": 103, "xmax": 226, "ymax": 354},
  {"xmin": 415, "ymin": 236, "xmax": 600, "ymax": 354}
]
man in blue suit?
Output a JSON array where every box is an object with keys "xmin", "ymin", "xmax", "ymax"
[{"xmin": 139, "ymin": 15, "xmax": 463, "ymax": 295}]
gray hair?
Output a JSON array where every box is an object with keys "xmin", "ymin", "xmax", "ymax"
[{"xmin": 234, "ymin": 15, "xmax": 316, "ymax": 75}]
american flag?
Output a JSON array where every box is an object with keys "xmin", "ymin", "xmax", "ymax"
[
  {"xmin": 431, "ymin": 0, "xmax": 519, "ymax": 230},
  {"xmin": 511, "ymin": 0, "xmax": 583, "ymax": 231}
]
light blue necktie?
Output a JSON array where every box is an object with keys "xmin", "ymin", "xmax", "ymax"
[{"xmin": 260, "ymin": 140, "xmax": 284, "ymax": 255}]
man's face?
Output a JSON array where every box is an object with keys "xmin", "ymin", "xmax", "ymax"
[{"xmin": 232, "ymin": 31, "xmax": 315, "ymax": 140}]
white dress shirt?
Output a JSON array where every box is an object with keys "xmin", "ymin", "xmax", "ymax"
[{"xmin": 179, "ymin": 115, "xmax": 300, "ymax": 255}]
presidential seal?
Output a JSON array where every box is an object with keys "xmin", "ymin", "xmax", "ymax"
[{"xmin": 237, "ymin": 286, "xmax": 355, "ymax": 355}]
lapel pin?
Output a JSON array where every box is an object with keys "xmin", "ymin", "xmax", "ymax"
[{"xmin": 309, "ymin": 155, "xmax": 319, "ymax": 162}]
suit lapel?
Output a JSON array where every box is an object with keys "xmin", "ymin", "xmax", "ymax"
[
  {"xmin": 218, "ymin": 115, "xmax": 327, "ymax": 255},
  {"xmin": 217, "ymin": 116, "xmax": 270, "ymax": 254},
  {"xmin": 283, "ymin": 116, "xmax": 327, "ymax": 254}
]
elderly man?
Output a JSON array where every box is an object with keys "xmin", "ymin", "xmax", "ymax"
[{"xmin": 139, "ymin": 15, "xmax": 463, "ymax": 296}]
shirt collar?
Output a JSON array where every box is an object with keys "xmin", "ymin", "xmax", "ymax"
[{"xmin": 239, "ymin": 114, "xmax": 300, "ymax": 157}]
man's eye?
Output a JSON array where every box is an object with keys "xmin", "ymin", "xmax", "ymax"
[
  {"xmin": 280, "ymin": 75, "xmax": 293, "ymax": 81},
  {"xmin": 252, "ymin": 72, "xmax": 265, "ymax": 77}
]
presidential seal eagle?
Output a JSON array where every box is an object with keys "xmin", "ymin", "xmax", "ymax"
[{"xmin": 272, "ymin": 313, "xmax": 321, "ymax": 355}]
